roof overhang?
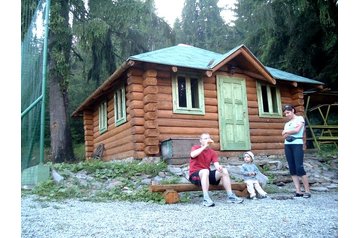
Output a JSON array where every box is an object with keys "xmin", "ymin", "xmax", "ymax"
[
  {"xmin": 71, "ymin": 60, "xmax": 134, "ymax": 117},
  {"xmin": 210, "ymin": 45, "xmax": 276, "ymax": 85}
]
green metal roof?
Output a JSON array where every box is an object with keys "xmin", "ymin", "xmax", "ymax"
[
  {"xmin": 129, "ymin": 44, "xmax": 221, "ymax": 70},
  {"xmin": 129, "ymin": 44, "xmax": 323, "ymax": 85},
  {"xmin": 266, "ymin": 66, "xmax": 323, "ymax": 85}
]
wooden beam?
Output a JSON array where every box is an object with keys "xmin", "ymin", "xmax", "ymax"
[
  {"xmin": 149, "ymin": 182, "xmax": 247, "ymax": 193},
  {"xmin": 205, "ymin": 70, "xmax": 213, "ymax": 77},
  {"xmin": 237, "ymin": 69, "xmax": 266, "ymax": 81}
]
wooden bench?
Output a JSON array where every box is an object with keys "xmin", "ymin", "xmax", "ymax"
[
  {"xmin": 149, "ymin": 183, "xmax": 248, "ymax": 204},
  {"xmin": 316, "ymin": 136, "xmax": 338, "ymax": 141}
]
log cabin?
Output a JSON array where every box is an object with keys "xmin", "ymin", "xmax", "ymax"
[{"xmin": 72, "ymin": 44, "xmax": 324, "ymax": 162}]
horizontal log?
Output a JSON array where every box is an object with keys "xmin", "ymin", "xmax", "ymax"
[
  {"xmin": 157, "ymin": 70, "xmax": 171, "ymax": 79},
  {"xmin": 127, "ymin": 75, "xmax": 143, "ymax": 85},
  {"xmin": 85, "ymin": 140, "xmax": 94, "ymax": 146},
  {"xmin": 85, "ymin": 152, "xmax": 93, "ymax": 158},
  {"xmin": 133, "ymin": 151, "xmax": 147, "ymax": 159},
  {"xmin": 127, "ymin": 84, "xmax": 144, "ymax": 93},
  {"xmin": 144, "ymin": 69, "xmax": 157, "ymax": 78},
  {"xmin": 144, "ymin": 128, "xmax": 160, "ymax": 137},
  {"xmin": 159, "ymin": 127, "xmax": 219, "ymax": 136},
  {"xmin": 205, "ymin": 105, "xmax": 218, "ymax": 113},
  {"xmin": 127, "ymin": 100, "xmax": 144, "ymax": 110},
  {"xmin": 251, "ymin": 143, "xmax": 284, "ymax": 150},
  {"xmin": 103, "ymin": 150, "xmax": 137, "ymax": 161},
  {"xmin": 129, "ymin": 108, "xmax": 145, "ymax": 117},
  {"xmin": 203, "ymin": 83, "xmax": 216, "ymax": 91},
  {"xmin": 143, "ymin": 86, "xmax": 158, "ymax": 95},
  {"xmin": 203, "ymin": 88, "xmax": 217, "ymax": 97},
  {"xmin": 94, "ymin": 132, "xmax": 134, "ymax": 150},
  {"xmin": 204, "ymin": 97, "xmax": 218, "ymax": 106},
  {"xmin": 157, "ymin": 69, "xmax": 171, "ymax": 79},
  {"xmin": 159, "ymin": 134, "xmax": 201, "ymax": 142},
  {"xmin": 144, "ymin": 120, "xmax": 158, "ymax": 129},
  {"xmin": 144, "ymin": 111, "xmax": 157, "ymax": 120},
  {"xmin": 249, "ymin": 122, "xmax": 283, "ymax": 129},
  {"xmin": 144, "ymin": 145, "xmax": 160, "ymax": 155},
  {"xmin": 158, "ymin": 87, "xmax": 171, "ymax": 95},
  {"xmin": 157, "ymin": 118, "xmax": 218, "ymax": 128},
  {"xmin": 247, "ymin": 115, "xmax": 283, "ymax": 123},
  {"xmin": 83, "ymin": 119, "xmax": 93, "ymax": 126},
  {"xmin": 158, "ymin": 110, "xmax": 218, "ymax": 120},
  {"xmin": 84, "ymin": 130, "xmax": 93, "ymax": 136},
  {"xmin": 250, "ymin": 136, "xmax": 284, "ymax": 143},
  {"xmin": 94, "ymin": 122, "xmax": 132, "ymax": 141},
  {"xmin": 104, "ymin": 142, "xmax": 143, "ymax": 156},
  {"xmin": 83, "ymin": 110, "xmax": 93, "ymax": 117},
  {"xmin": 143, "ymin": 94, "xmax": 158, "ymax": 104},
  {"xmin": 143, "ymin": 77, "xmax": 157, "ymax": 87},
  {"xmin": 149, "ymin": 183, "xmax": 247, "ymax": 193},
  {"xmin": 144, "ymin": 103, "xmax": 158, "ymax": 112},
  {"xmin": 249, "ymin": 129, "xmax": 283, "ymax": 136},
  {"xmin": 144, "ymin": 137, "xmax": 159, "ymax": 146},
  {"xmin": 127, "ymin": 68, "xmax": 143, "ymax": 77},
  {"xmin": 157, "ymin": 93, "xmax": 172, "ymax": 101},
  {"xmin": 131, "ymin": 126, "xmax": 145, "ymax": 134},
  {"xmin": 129, "ymin": 117, "xmax": 145, "ymax": 126},
  {"xmin": 126, "ymin": 92, "xmax": 144, "ymax": 101},
  {"xmin": 157, "ymin": 101, "xmax": 172, "ymax": 110}
]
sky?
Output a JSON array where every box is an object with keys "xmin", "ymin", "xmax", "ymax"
[{"xmin": 154, "ymin": 0, "xmax": 236, "ymax": 26}]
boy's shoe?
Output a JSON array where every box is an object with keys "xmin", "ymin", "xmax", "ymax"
[
  {"xmin": 202, "ymin": 198, "xmax": 215, "ymax": 207},
  {"xmin": 227, "ymin": 195, "xmax": 244, "ymax": 204},
  {"xmin": 259, "ymin": 194, "xmax": 268, "ymax": 199},
  {"xmin": 303, "ymin": 193, "xmax": 311, "ymax": 198}
]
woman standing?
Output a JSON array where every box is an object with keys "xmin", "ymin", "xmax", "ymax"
[{"xmin": 282, "ymin": 104, "xmax": 311, "ymax": 198}]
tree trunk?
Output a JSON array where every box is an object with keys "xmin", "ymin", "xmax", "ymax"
[
  {"xmin": 48, "ymin": 76, "xmax": 75, "ymax": 163},
  {"xmin": 47, "ymin": 0, "xmax": 75, "ymax": 163}
]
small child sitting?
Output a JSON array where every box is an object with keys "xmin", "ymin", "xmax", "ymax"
[{"xmin": 240, "ymin": 151, "xmax": 268, "ymax": 200}]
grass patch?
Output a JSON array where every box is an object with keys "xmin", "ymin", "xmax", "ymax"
[{"xmin": 25, "ymin": 160, "xmax": 168, "ymax": 203}]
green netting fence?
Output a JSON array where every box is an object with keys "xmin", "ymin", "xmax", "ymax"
[{"xmin": 21, "ymin": 0, "xmax": 51, "ymax": 185}]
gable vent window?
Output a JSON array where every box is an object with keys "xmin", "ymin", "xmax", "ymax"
[
  {"xmin": 173, "ymin": 73, "xmax": 205, "ymax": 115},
  {"xmin": 257, "ymin": 82, "xmax": 282, "ymax": 118}
]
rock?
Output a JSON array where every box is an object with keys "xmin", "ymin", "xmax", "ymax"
[
  {"xmin": 51, "ymin": 168, "xmax": 64, "ymax": 184},
  {"xmin": 270, "ymin": 195, "xmax": 293, "ymax": 200},
  {"xmin": 167, "ymin": 166, "xmax": 183, "ymax": 176},
  {"xmin": 311, "ymin": 186, "xmax": 329, "ymax": 192}
]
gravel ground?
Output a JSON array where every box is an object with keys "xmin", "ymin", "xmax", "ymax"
[{"xmin": 21, "ymin": 191, "xmax": 338, "ymax": 238}]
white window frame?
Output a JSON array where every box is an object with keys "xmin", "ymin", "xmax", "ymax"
[
  {"xmin": 172, "ymin": 72, "xmax": 205, "ymax": 115},
  {"xmin": 256, "ymin": 81, "xmax": 282, "ymax": 118},
  {"xmin": 114, "ymin": 85, "xmax": 126, "ymax": 126},
  {"xmin": 98, "ymin": 101, "xmax": 107, "ymax": 134}
]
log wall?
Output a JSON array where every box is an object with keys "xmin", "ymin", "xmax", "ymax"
[{"xmin": 83, "ymin": 64, "xmax": 306, "ymax": 161}]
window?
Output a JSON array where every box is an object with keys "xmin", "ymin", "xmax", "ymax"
[
  {"xmin": 114, "ymin": 85, "xmax": 126, "ymax": 126},
  {"xmin": 257, "ymin": 82, "xmax": 282, "ymax": 118},
  {"xmin": 98, "ymin": 101, "xmax": 107, "ymax": 134},
  {"xmin": 172, "ymin": 73, "xmax": 205, "ymax": 115}
]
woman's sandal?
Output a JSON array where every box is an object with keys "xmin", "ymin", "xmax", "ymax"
[
  {"xmin": 303, "ymin": 193, "xmax": 311, "ymax": 198},
  {"xmin": 294, "ymin": 193, "xmax": 304, "ymax": 197}
]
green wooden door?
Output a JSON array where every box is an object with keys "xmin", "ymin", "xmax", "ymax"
[{"xmin": 217, "ymin": 75, "xmax": 250, "ymax": 150}]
